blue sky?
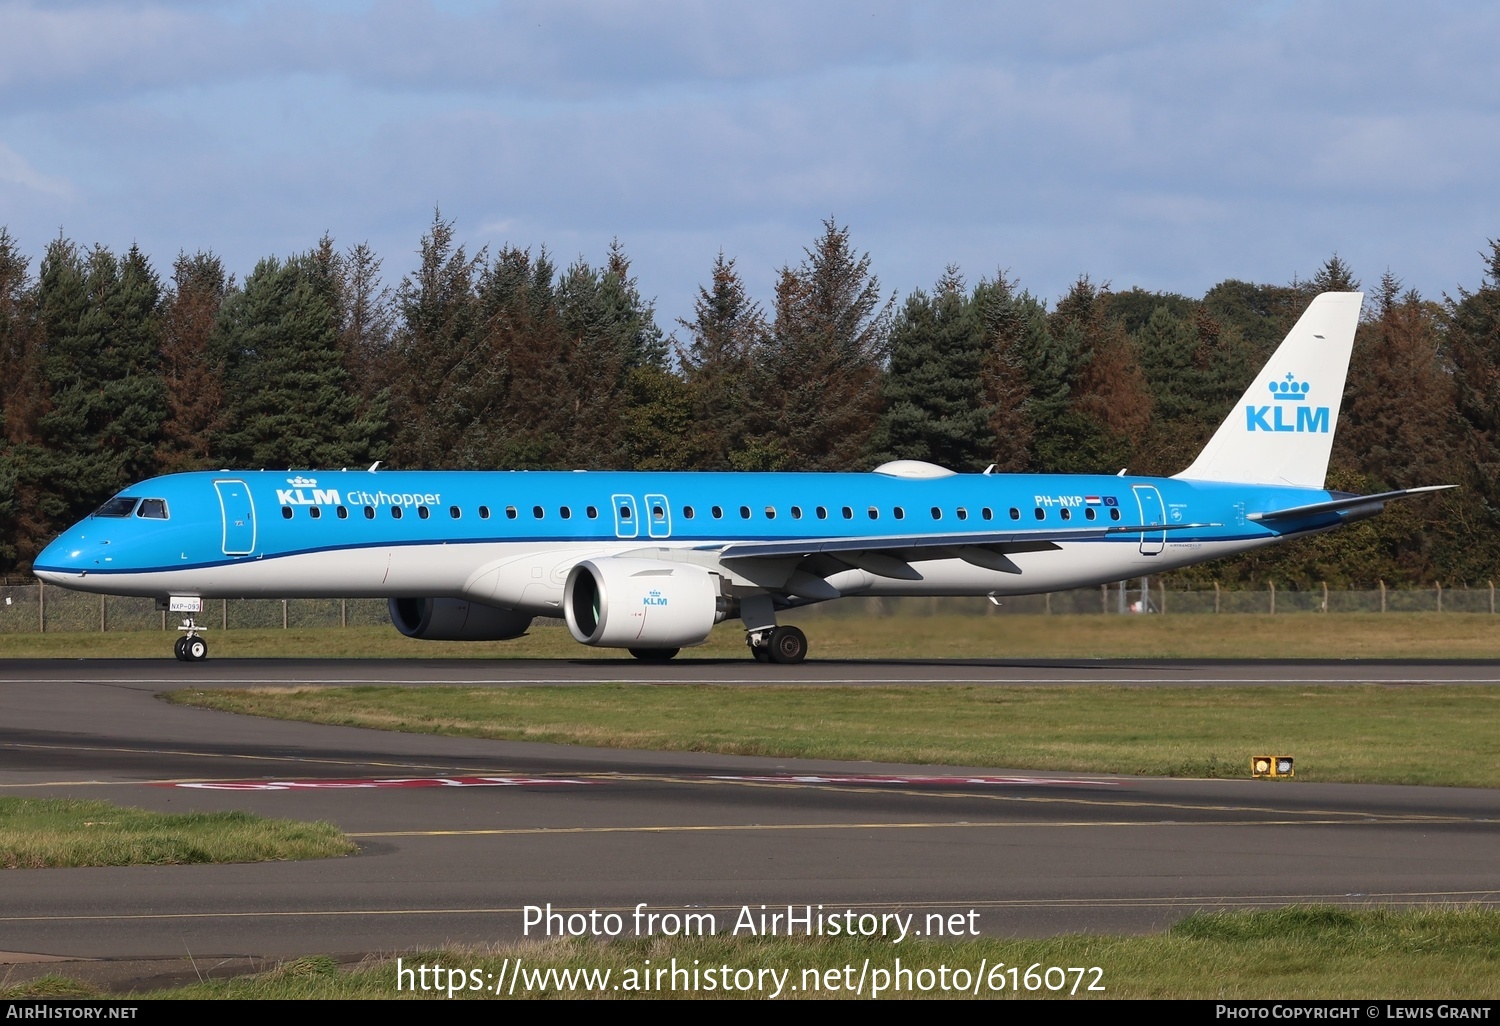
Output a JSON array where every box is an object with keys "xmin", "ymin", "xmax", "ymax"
[{"xmin": 1, "ymin": 0, "xmax": 1496, "ymax": 331}]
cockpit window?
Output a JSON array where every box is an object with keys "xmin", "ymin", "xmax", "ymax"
[
  {"xmin": 93, "ymin": 497, "xmax": 139, "ymax": 518},
  {"xmin": 136, "ymin": 499, "xmax": 169, "ymax": 520}
]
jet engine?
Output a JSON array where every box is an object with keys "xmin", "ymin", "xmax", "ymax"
[
  {"xmin": 388, "ymin": 597, "xmax": 533, "ymax": 641},
  {"xmin": 564, "ymin": 558, "xmax": 728, "ymax": 648}
]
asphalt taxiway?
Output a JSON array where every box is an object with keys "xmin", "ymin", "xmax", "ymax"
[{"xmin": 1, "ymin": 657, "xmax": 1496, "ymax": 988}]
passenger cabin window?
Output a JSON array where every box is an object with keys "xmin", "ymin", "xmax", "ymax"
[
  {"xmin": 1033, "ymin": 507, "xmax": 1045, "ymax": 520},
  {"xmin": 336, "ymin": 506, "xmax": 348, "ymax": 519},
  {"xmin": 652, "ymin": 504, "xmax": 664, "ymax": 518},
  {"xmin": 364, "ymin": 506, "xmax": 375, "ymax": 519},
  {"xmin": 816, "ymin": 506, "xmax": 828, "ymax": 520},
  {"xmin": 765, "ymin": 506, "xmax": 776, "ymax": 519},
  {"xmin": 418, "ymin": 506, "xmax": 430, "ymax": 519},
  {"xmin": 791, "ymin": 506, "xmax": 802, "ymax": 519},
  {"xmin": 619, "ymin": 506, "xmax": 632, "ymax": 520},
  {"xmin": 309, "ymin": 506, "xmax": 322, "ymax": 520},
  {"xmin": 712, "ymin": 506, "xmax": 723, "ymax": 519},
  {"xmin": 867, "ymin": 506, "xmax": 878, "ymax": 520},
  {"xmin": 449, "ymin": 506, "xmax": 461, "ymax": 519},
  {"xmin": 586, "ymin": 506, "xmax": 598, "ymax": 519},
  {"xmin": 1085, "ymin": 507, "xmax": 1096, "ymax": 521},
  {"xmin": 957, "ymin": 507, "xmax": 968, "ymax": 521},
  {"xmin": 1060, "ymin": 507, "xmax": 1071, "ymax": 521},
  {"xmin": 982, "ymin": 507, "xmax": 993, "ymax": 521},
  {"xmin": 894, "ymin": 507, "xmax": 905, "ymax": 519},
  {"xmin": 930, "ymin": 507, "xmax": 942, "ymax": 520},
  {"xmin": 281, "ymin": 506, "xmax": 293, "ymax": 520},
  {"xmin": 136, "ymin": 499, "xmax": 168, "ymax": 519},
  {"xmin": 561, "ymin": 506, "xmax": 572, "ymax": 519},
  {"xmin": 1009, "ymin": 507, "xmax": 1020, "ymax": 520},
  {"xmin": 739, "ymin": 505, "xmax": 751, "ymax": 519},
  {"xmin": 479, "ymin": 506, "xmax": 491, "ymax": 519},
  {"xmin": 841, "ymin": 506, "xmax": 853, "ymax": 520},
  {"xmin": 533, "ymin": 505, "xmax": 544, "ymax": 519},
  {"xmin": 506, "ymin": 506, "xmax": 518, "ymax": 519},
  {"xmin": 392, "ymin": 506, "xmax": 403, "ymax": 520},
  {"xmin": 1110, "ymin": 507, "xmax": 1121, "ymax": 521},
  {"xmin": 94, "ymin": 497, "xmax": 139, "ymax": 518},
  {"xmin": 683, "ymin": 505, "xmax": 695, "ymax": 519}
]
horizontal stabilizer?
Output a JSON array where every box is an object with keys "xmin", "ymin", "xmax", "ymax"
[{"xmin": 1247, "ymin": 485, "xmax": 1454, "ymax": 522}]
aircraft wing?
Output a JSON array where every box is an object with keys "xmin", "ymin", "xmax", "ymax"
[
  {"xmin": 1247, "ymin": 485, "xmax": 1454, "ymax": 523},
  {"xmin": 699, "ymin": 523, "xmax": 1217, "ymax": 592}
]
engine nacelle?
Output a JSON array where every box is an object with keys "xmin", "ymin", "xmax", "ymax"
[
  {"xmin": 388, "ymin": 597, "xmax": 533, "ymax": 641},
  {"xmin": 564, "ymin": 558, "xmax": 727, "ymax": 649}
]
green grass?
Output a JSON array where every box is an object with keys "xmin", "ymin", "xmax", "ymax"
[
  {"xmin": 5, "ymin": 908, "xmax": 1497, "ymax": 999},
  {"xmin": 168, "ymin": 682, "xmax": 1500, "ymax": 787},
  {"xmin": 5, "ymin": 612, "xmax": 1500, "ymax": 660},
  {"xmin": 0, "ymin": 798, "xmax": 357, "ymax": 868}
]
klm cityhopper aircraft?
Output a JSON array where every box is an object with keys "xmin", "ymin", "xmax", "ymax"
[{"xmin": 35, "ymin": 292, "xmax": 1448, "ymax": 663}]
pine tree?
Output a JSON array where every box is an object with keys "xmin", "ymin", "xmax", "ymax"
[
  {"xmin": 387, "ymin": 213, "xmax": 485, "ymax": 467},
  {"xmin": 870, "ymin": 267, "xmax": 994, "ymax": 470},
  {"xmin": 215, "ymin": 252, "xmax": 383, "ymax": 468},
  {"xmin": 976, "ymin": 273, "xmax": 1043, "ymax": 473},
  {"xmin": 737, "ymin": 219, "xmax": 893, "ymax": 470},
  {"xmin": 677, "ymin": 252, "xmax": 765, "ymax": 469},
  {"xmin": 33, "ymin": 240, "xmax": 166, "ymax": 527},
  {"xmin": 158, "ymin": 252, "xmax": 229, "ymax": 472}
]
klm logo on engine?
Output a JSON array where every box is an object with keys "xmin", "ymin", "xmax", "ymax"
[
  {"xmin": 1246, "ymin": 373, "xmax": 1329, "ymax": 433},
  {"xmin": 643, "ymin": 588, "xmax": 668, "ymax": 607}
]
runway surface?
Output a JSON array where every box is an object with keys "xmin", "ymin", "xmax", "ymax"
[{"xmin": 1, "ymin": 656, "xmax": 1497, "ymax": 987}]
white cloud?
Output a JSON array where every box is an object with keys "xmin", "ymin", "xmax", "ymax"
[{"xmin": 0, "ymin": 142, "xmax": 73, "ymax": 198}]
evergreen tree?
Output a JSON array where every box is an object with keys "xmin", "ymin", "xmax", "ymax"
[
  {"xmin": 1443, "ymin": 240, "xmax": 1500, "ymax": 578},
  {"xmin": 870, "ymin": 267, "xmax": 994, "ymax": 470},
  {"xmin": 677, "ymin": 252, "xmax": 764, "ymax": 470},
  {"xmin": 737, "ymin": 219, "xmax": 893, "ymax": 470},
  {"xmin": 33, "ymin": 240, "xmax": 166, "ymax": 528},
  {"xmin": 976, "ymin": 273, "xmax": 1044, "ymax": 473},
  {"xmin": 214, "ymin": 252, "xmax": 384, "ymax": 468},
  {"xmin": 158, "ymin": 252, "xmax": 229, "ymax": 472},
  {"xmin": 387, "ymin": 213, "xmax": 485, "ymax": 467}
]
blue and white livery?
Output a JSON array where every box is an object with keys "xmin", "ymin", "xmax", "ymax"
[{"xmin": 34, "ymin": 292, "xmax": 1449, "ymax": 663}]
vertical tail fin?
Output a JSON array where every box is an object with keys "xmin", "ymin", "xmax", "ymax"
[{"xmin": 1175, "ymin": 291, "xmax": 1363, "ymax": 489}]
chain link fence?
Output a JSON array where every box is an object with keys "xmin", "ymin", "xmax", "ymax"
[{"xmin": 1, "ymin": 580, "xmax": 1494, "ymax": 634}]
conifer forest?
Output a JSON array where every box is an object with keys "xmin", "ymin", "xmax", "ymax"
[{"xmin": 1, "ymin": 215, "xmax": 1496, "ymax": 589}]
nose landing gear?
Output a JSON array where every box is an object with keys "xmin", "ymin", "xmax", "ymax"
[{"xmin": 174, "ymin": 619, "xmax": 208, "ymax": 662}]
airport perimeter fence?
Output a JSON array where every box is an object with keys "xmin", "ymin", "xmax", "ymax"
[{"xmin": 0, "ymin": 579, "xmax": 1496, "ymax": 634}]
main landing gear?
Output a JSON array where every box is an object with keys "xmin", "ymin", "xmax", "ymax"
[
  {"xmin": 746, "ymin": 625, "xmax": 807, "ymax": 665},
  {"xmin": 739, "ymin": 593, "xmax": 808, "ymax": 664},
  {"xmin": 174, "ymin": 619, "xmax": 208, "ymax": 662}
]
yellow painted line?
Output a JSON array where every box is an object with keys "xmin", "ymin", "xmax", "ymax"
[{"xmin": 346, "ymin": 816, "xmax": 1477, "ymax": 839}]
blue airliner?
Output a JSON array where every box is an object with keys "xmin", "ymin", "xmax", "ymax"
[{"xmin": 34, "ymin": 292, "xmax": 1447, "ymax": 663}]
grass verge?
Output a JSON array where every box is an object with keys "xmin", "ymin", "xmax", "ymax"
[
  {"xmin": 4, "ymin": 908, "xmax": 1496, "ymax": 999},
  {"xmin": 167, "ymin": 682, "xmax": 1500, "ymax": 787},
  {"xmin": 0, "ymin": 797, "xmax": 357, "ymax": 868},
  {"xmin": 5, "ymin": 612, "xmax": 1500, "ymax": 660}
]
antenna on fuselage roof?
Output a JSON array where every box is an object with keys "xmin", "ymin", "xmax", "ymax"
[{"xmin": 368, "ymin": 461, "xmax": 382, "ymax": 472}]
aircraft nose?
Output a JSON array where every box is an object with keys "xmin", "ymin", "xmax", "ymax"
[{"xmin": 34, "ymin": 530, "xmax": 94, "ymax": 580}]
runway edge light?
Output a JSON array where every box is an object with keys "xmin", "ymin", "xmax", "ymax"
[{"xmin": 1251, "ymin": 756, "xmax": 1294, "ymax": 779}]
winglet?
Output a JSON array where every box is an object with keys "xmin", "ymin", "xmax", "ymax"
[{"xmin": 1176, "ymin": 292, "xmax": 1363, "ymax": 489}]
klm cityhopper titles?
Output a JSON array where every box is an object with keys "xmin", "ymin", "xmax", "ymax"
[{"xmin": 34, "ymin": 292, "xmax": 1449, "ymax": 663}]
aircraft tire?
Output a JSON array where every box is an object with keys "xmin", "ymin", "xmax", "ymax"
[
  {"xmin": 185, "ymin": 637, "xmax": 208, "ymax": 662},
  {"xmin": 629, "ymin": 647, "xmax": 679, "ymax": 662},
  {"xmin": 173, "ymin": 636, "xmax": 188, "ymax": 661},
  {"xmin": 768, "ymin": 626, "xmax": 807, "ymax": 665}
]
